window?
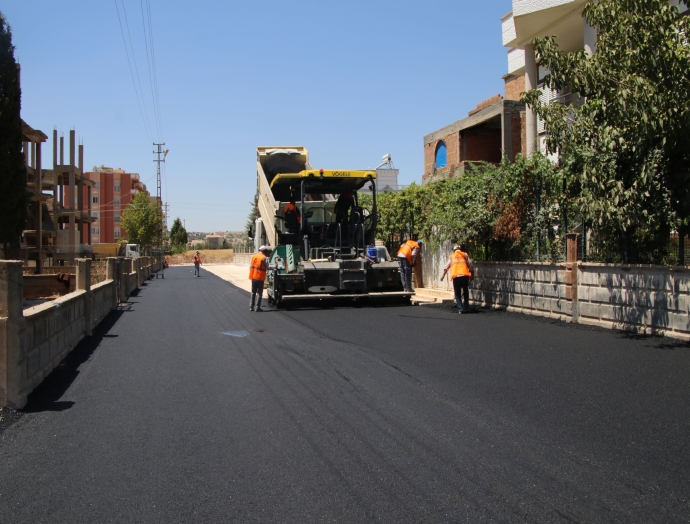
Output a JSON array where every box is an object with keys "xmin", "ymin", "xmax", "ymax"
[
  {"xmin": 94, "ymin": 182, "xmax": 100, "ymax": 188},
  {"xmin": 435, "ymin": 141, "xmax": 447, "ymax": 169},
  {"xmin": 92, "ymin": 227, "xmax": 100, "ymax": 234},
  {"xmin": 91, "ymin": 211, "xmax": 99, "ymax": 219},
  {"xmin": 114, "ymin": 212, "xmax": 120, "ymax": 223},
  {"xmin": 114, "ymin": 228, "xmax": 121, "ymax": 238},
  {"xmin": 114, "ymin": 197, "xmax": 121, "ymax": 207},
  {"xmin": 114, "ymin": 182, "xmax": 121, "ymax": 192},
  {"xmin": 92, "ymin": 196, "xmax": 99, "ymax": 204}
]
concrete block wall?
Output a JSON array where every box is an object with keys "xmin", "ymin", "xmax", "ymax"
[
  {"xmin": 422, "ymin": 244, "xmax": 690, "ymax": 340},
  {"xmin": 469, "ymin": 262, "xmax": 571, "ymax": 320},
  {"xmin": 420, "ymin": 246, "xmax": 569, "ymax": 319},
  {"xmin": 577, "ymin": 263, "xmax": 690, "ymax": 338},
  {"xmin": 24, "ymin": 291, "xmax": 87, "ymax": 397},
  {"xmin": 0, "ymin": 256, "xmax": 159, "ymax": 408}
]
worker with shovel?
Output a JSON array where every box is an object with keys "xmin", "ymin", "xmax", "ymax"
[{"xmin": 441, "ymin": 244, "xmax": 473, "ymax": 314}]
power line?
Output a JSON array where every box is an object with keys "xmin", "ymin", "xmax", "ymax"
[
  {"xmin": 146, "ymin": 0, "xmax": 164, "ymax": 141},
  {"xmin": 119, "ymin": 0, "xmax": 156, "ymax": 141},
  {"xmin": 113, "ymin": 0, "xmax": 153, "ymax": 142},
  {"xmin": 139, "ymin": 0, "xmax": 162, "ymax": 141}
]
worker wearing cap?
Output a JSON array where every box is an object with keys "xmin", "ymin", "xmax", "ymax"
[
  {"xmin": 441, "ymin": 244, "xmax": 473, "ymax": 314},
  {"xmin": 249, "ymin": 245, "xmax": 270, "ymax": 312},
  {"xmin": 193, "ymin": 250, "xmax": 202, "ymax": 277},
  {"xmin": 397, "ymin": 239, "xmax": 423, "ymax": 292}
]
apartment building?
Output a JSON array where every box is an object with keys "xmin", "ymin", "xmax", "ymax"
[
  {"xmin": 501, "ymin": 0, "xmax": 688, "ymax": 157},
  {"xmin": 83, "ymin": 166, "xmax": 147, "ymax": 244}
]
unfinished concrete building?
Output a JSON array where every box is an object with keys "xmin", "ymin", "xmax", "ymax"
[
  {"xmin": 422, "ymin": 94, "xmax": 525, "ymax": 185},
  {"xmin": 20, "ymin": 126, "xmax": 94, "ymax": 270},
  {"xmin": 21, "ymin": 121, "xmax": 50, "ymax": 272}
]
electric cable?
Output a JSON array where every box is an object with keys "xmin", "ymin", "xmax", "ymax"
[
  {"xmin": 146, "ymin": 0, "xmax": 164, "ymax": 141},
  {"xmin": 119, "ymin": 0, "xmax": 156, "ymax": 141},
  {"xmin": 113, "ymin": 0, "xmax": 153, "ymax": 143},
  {"xmin": 139, "ymin": 0, "xmax": 162, "ymax": 141}
]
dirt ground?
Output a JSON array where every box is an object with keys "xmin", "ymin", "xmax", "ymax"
[{"xmin": 167, "ymin": 249, "xmax": 234, "ymax": 265}]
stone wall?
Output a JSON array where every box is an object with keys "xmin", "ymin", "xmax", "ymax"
[
  {"xmin": 577, "ymin": 263, "xmax": 690, "ymax": 338},
  {"xmin": 1, "ymin": 256, "xmax": 160, "ymax": 408},
  {"xmin": 421, "ymin": 243, "xmax": 690, "ymax": 339},
  {"xmin": 469, "ymin": 262, "xmax": 571, "ymax": 321}
]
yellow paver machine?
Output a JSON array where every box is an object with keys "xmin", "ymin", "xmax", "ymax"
[{"xmin": 253, "ymin": 146, "xmax": 411, "ymax": 308}]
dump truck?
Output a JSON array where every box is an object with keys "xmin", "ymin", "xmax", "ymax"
[
  {"xmin": 254, "ymin": 146, "xmax": 411, "ymax": 308},
  {"xmin": 92, "ymin": 242, "xmax": 140, "ymax": 260}
]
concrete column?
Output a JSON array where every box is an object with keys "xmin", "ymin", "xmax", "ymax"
[
  {"xmin": 584, "ymin": 19, "xmax": 597, "ymax": 57},
  {"xmin": 0, "ymin": 261, "xmax": 28, "ymax": 408},
  {"xmin": 501, "ymin": 107, "xmax": 513, "ymax": 162},
  {"xmin": 36, "ymin": 143, "xmax": 43, "ymax": 274},
  {"xmin": 69, "ymin": 130, "xmax": 75, "ymax": 167},
  {"xmin": 524, "ymin": 44, "xmax": 538, "ymax": 158},
  {"xmin": 87, "ymin": 185, "xmax": 92, "ymax": 245},
  {"xmin": 53, "ymin": 130, "xmax": 58, "ymax": 215}
]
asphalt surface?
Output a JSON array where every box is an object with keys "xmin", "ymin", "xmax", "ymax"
[{"xmin": 0, "ymin": 266, "xmax": 689, "ymax": 523}]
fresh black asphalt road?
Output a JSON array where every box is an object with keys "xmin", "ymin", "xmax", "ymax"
[{"xmin": 1, "ymin": 266, "xmax": 689, "ymax": 523}]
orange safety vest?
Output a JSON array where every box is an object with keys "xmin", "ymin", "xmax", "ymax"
[
  {"xmin": 284, "ymin": 203, "xmax": 301, "ymax": 224},
  {"xmin": 249, "ymin": 253, "xmax": 267, "ymax": 282},
  {"xmin": 193, "ymin": 255, "xmax": 200, "ymax": 264},
  {"xmin": 398, "ymin": 240, "xmax": 421, "ymax": 265},
  {"xmin": 449, "ymin": 250, "xmax": 471, "ymax": 279}
]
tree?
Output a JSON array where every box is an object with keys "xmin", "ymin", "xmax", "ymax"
[
  {"xmin": 245, "ymin": 193, "xmax": 259, "ymax": 242},
  {"xmin": 120, "ymin": 192, "xmax": 162, "ymax": 247},
  {"xmin": 371, "ymin": 156, "xmax": 563, "ymax": 261},
  {"xmin": 0, "ymin": 13, "xmax": 27, "ymax": 250},
  {"xmin": 522, "ymin": 0, "xmax": 690, "ymax": 262},
  {"xmin": 169, "ymin": 217, "xmax": 188, "ymax": 246}
]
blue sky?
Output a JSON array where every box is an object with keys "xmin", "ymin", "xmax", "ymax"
[{"xmin": 2, "ymin": 0, "xmax": 512, "ymax": 232}]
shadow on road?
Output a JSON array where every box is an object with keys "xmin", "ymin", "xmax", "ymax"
[{"xmin": 22, "ymin": 308, "xmax": 124, "ymax": 414}]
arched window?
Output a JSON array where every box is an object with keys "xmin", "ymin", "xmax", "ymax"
[{"xmin": 435, "ymin": 141, "xmax": 447, "ymax": 168}]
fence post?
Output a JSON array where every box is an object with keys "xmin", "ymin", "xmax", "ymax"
[
  {"xmin": 565, "ymin": 233, "xmax": 579, "ymax": 322},
  {"xmin": 76, "ymin": 258, "xmax": 93, "ymax": 336},
  {"xmin": 117, "ymin": 258, "xmax": 125, "ymax": 303},
  {"xmin": 106, "ymin": 257, "xmax": 118, "ymax": 310},
  {"xmin": 0, "ymin": 261, "xmax": 28, "ymax": 408}
]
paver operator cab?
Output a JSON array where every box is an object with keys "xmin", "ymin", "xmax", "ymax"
[{"xmin": 253, "ymin": 146, "xmax": 411, "ymax": 308}]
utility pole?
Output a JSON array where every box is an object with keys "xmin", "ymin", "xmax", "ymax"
[{"xmin": 153, "ymin": 143, "xmax": 167, "ymax": 278}]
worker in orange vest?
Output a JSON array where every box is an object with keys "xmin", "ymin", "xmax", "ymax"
[
  {"xmin": 397, "ymin": 239, "xmax": 423, "ymax": 292},
  {"xmin": 249, "ymin": 245, "xmax": 270, "ymax": 312},
  {"xmin": 284, "ymin": 199, "xmax": 301, "ymax": 225},
  {"xmin": 441, "ymin": 244, "xmax": 473, "ymax": 314},
  {"xmin": 193, "ymin": 250, "xmax": 202, "ymax": 277}
]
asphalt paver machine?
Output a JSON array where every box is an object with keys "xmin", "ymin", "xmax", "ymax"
[{"xmin": 254, "ymin": 146, "xmax": 411, "ymax": 308}]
